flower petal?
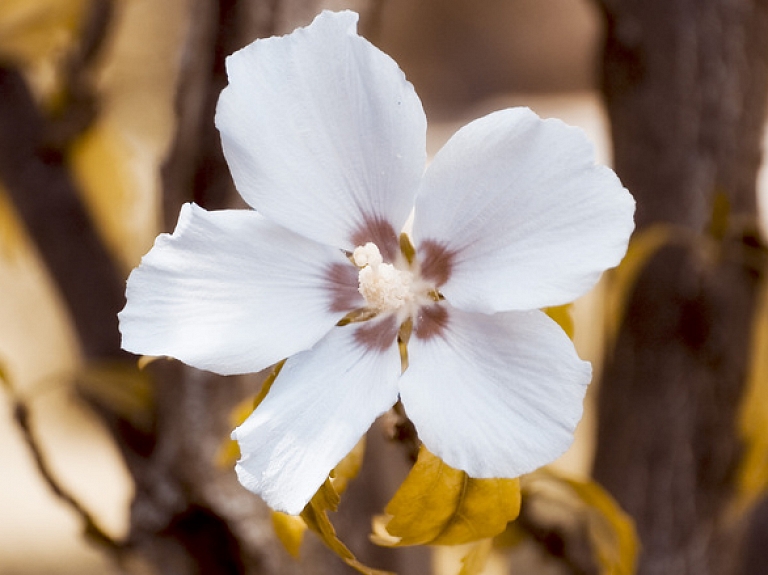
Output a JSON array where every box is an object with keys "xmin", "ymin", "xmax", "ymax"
[
  {"xmin": 216, "ymin": 10, "xmax": 426, "ymax": 254},
  {"xmin": 412, "ymin": 107, "xmax": 634, "ymax": 313},
  {"xmin": 399, "ymin": 305, "xmax": 591, "ymax": 478},
  {"xmin": 233, "ymin": 320, "xmax": 401, "ymax": 514},
  {"xmin": 119, "ymin": 203, "xmax": 361, "ymax": 375}
]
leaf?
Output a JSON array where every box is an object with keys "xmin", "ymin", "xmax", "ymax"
[
  {"xmin": 0, "ymin": 356, "xmax": 10, "ymax": 392},
  {"xmin": 216, "ymin": 396, "xmax": 256, "ymax": 467},
  {"xmin": 137, "ymin": 355, "xmax": 162, "ymax": 370},
  {"xmin": 544, "ymin": 304, "xmax": 574, "ymax": 339},
  {"xmin": 74, "ymin": 360, "xmax": 153, "ymax": 433},
  {"xmin": 272, "ymin": 437, "xmax": 365, "ymax": 556},
  {"xmin": 301, "ymin": 479, "xmax": 394, "ymax": 575},
  {"xmin": 737, "ymin": 276, "xmax": 768, "ymax": 507},
  {"xmin": 708, "ymin": 190, "xmax": 731, "ymax": 240},
  {"xmin": 330, "ymin": 436, "xmax": 366, "ymax": 495},
  {"xmin": 271, "ymin": 511, "xmax": 307, "ymax": 558},
  {"xmin": 266, "ymin": 437, "xmax": 367, "ymax": 559},
  {"xmin": 69, "ymin": 0, "xmax": 188, "ymax": 270},
  {"xmin": 457, "ymin": 538, "xmax": 493, "ymax": 575},
  {"xmin": 0, "ymin": 186, "xmax": 27, "ymax": 259},
  {"xmin": 523, "ymin": 468, "xmax": 638, "ymax": 575},
  {"xmin": 220, "ymin": 361, "xmax": 368, "ymax": 563},
  {"xmin": 604, "ymin": 224, "xmax": 688, "ymax": 348},
  {"xmin": 69, "ymin": 120, "xmax": 160, "ymax": 270},
  {"xmin": 0, "ymin": 0, "xmax": 86, "ymax": 69},
  {"xmin": 217, "ymin": 360, "xmax": 285, "ymax": 467},
  {"xmin": 373, "ymin": 446, "xmax": 521, "ymax": 546}
]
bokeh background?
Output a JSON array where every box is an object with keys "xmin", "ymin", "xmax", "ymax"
[{"xmin": 2, "ymin": 1, "xmax": 768, "ymax": 574}]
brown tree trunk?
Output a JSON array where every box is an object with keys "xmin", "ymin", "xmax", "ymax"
[{"xmin": 592, "ymin": 1, "xmax": 768, "ymax": 574}]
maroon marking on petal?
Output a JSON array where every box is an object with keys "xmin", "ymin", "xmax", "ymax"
[
  {"xmin": 353, "ymin": 315, "xmax": 398, "ymax": 351},
  {"xmin": 418, "ymin": 240, "xmax": 456, "ymax": 287},
  {"xmin": 325, "ymin": 262, "xmax": 362, "ymax": 313},
  {"xmin": 414, "ymin": 304, "xmax": 449, "ymax": 341},
  {"xmin": 350, "ymin": 215, "xmax": 399, "ymax": 262}
]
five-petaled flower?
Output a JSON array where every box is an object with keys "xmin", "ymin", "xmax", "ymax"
[{"xmin": 118, "ymin": 10, "xmax": 635, "ymax": 515}]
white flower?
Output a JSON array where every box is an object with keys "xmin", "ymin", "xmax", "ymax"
[{"xmin": 118, "ymin": 10, "xmax": 635, "ymax": 515}]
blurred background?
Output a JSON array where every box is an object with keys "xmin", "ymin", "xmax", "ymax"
[{"xmin": 2, "ymin": 1, "xmax": 767, "ymax": 574}]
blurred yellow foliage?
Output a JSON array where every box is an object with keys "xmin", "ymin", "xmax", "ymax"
[
  {"xmin": 330, "ymin": 436, "xmax": 366, "ymax": 494},
  {"xmin": 373, "ymin": 447, "xmax": 521, "ymax": 547},
  {"xmin": 271, "ymin": 511, "xmax": 307, "ymax": 559},
  {"xmin": 0, "ymin": 184, "xmax": 26, "ymax": 258},
  {"xmin": 603, "ymin": 224, "xmax": 682, "ymax": 348},
  {"xmin": 217, "ymin": 360, "xmax": 284, "ymax": 467},
  {"xmin": 737, "ymin": 277, "xmax": 768, "ymax": 507},
  {"xmin": 75, "ymin": 360, "xmax": 154, "ymax": 433},
  {"xmin": 544, "ymin": 304, "xmax": 574, "ymax": 340},
  {"xmin": 69, "ymin": 0, "xmax": 188, "ymax": 270},
  {"xmin": 0, "ymin": 0, "xmax": 85, "ymax": 62},
  {"xmin": 220, "ymin": 361, "xmax": 372, "ymax": 565},
  {"xmin": 456, "ymin": 539, "xmax": 493, "ymax": 575},
  {"xmin": 270, "ymin": 436, "xmax": 367, "ymax": 559},
  {"xmin": 301, "ymin": 479, "xmax": 394, "ymax": 575},
  {"xmin": 508, "ymin": 468, "xmax": 638, "ymax": 575}
]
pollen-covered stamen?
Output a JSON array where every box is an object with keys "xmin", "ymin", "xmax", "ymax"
[{"xmin": 353, "ymin": 242, "xmax": 414, "ymax": 313}]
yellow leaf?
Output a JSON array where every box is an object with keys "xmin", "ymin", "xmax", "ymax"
[
  {"xmin": 737, "ymin": 277, "xmax": 768, "ymax": 507},
  {"xmin": 708, "ymin": 190, "xmax": 731, "ymax": 240},
  {"xmin": 69, "ymin": 0, "xmax": 188, "ymax": 271},
  {"xmin": 0, "ymin": 357, "xmax": 10, "ymax": 392},
  {"xmin": 69, "ymin": 119, "xmax": 159, "ymax": 271},
  {"xmin": 217, "ymin": 360, "xmax": 285, "ymax": 467},
  {"xmin": 373, "ymin": 446, "xmax": 521, "ymax": 546},
  {"xmin": 267, "ymin": 436, "xmax": 366, "ymax": 559},
  {"xmin": 301, "ymin": 479, "xmax": 393, "ymax": 575},
  {"xmin": 491, "ymin": 521, "xmax": 528, "ymax": 550},
  {"xmin": 604, "ymin": 224, "xmax": 689, "ymax": 349},
  {"xmin": 271, "ymin": 511, "xmax": 307, "ymax": 559},
  {"xmin": 0, "ymin": 0, "xmax": 85, "ymax": 60},
  {"xmin": 524, "ymin": 468, "xmax": 638, "ymax": 575},
  {"xmin": 217, "ymin": 360, "xmax": 373, "ymax": 569},
  {"xmin": 457, "ymin": 539, "xmax": 493, "ymax": 575},
  {"xmin": 544, "ymin": 304, "xmax": 574, "ymax": 339},
  {"xmin": 330, "ymin": 436, "xmax": 366, "ymax": 495},
  {"xmin": 0, "ymin": 187, "xmax": 27, "ymax": 259},
  {"xmin": 137, "ymin": 355, "xmax": 162, "ymax": 370},
  {"xmin": 74, "ymin": 360, "xmax": 153, "ymax": 433}
]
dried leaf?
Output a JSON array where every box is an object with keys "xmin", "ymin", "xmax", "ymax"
[
  {"xmin": 0, "ymin": 187, "xmax": 27, "ymax": 259},
  {"xmin": 330, "ymin": 436, "xmax": 366, "ymax": 494},
  {"xmin": 0, "ymin": 0, "xmax": 84, "ymax": 57},
  {"xmin": 604, "ymin": 224, "xmax": 686, "ymax": 348},
  {"xmin": 271, "ymin": 511, "xmax": 307, "ymax": 558},
  {"xmin": 0, "ymin": 357, "xmax": 10, "ymax": 392},
  {"xmin": 216, "ymin": 396, "xmax": 255, "ymax": 467},
  {"xmin": 708, "ymin": 190, "xmax": 731, "ymax": 240},
  {"xmin": 69, "ymin": 0, "xmax": 188, "ymax": 270},
  {"xmin": 272, "ymin": 436, "xmax": 365, "ymax": 557},
  {"xmin": 220, "ymin": 360, "xmax": 369, "ymax": 564},
  {"xmin": 74, "ymin": 360, "xmax": 153, "ymax": 433},
  {"xmin": 217, "ymin": 360, "xmax": 285, "ymax": 467},
  {"xmin": 737, "ymin": 276, "xmax": 768, "ymax": 507},
  {"xmin": 544, "ymin": 304, "xmax": 574, "ymax": 339},
  {"xmin": 137, "ymin": 355, "xmax": 161, "ymax": 370},
  {"xmin": 301, "ymin": 479, "xmax": 393, "ymax": 575},
  {"xmin": 373, "ymin": 446, "xmax": 521, "ymax": 546},
  {"xmin": 270, "ymin": 437, "xmax": 366, "ymax": 557},
  {"xmin": 458, "ymin": 538, "xmax": 493, "ymax": 575},
  {"xmin": 524, "ymin": 468, "xmax": 638, "ymax": 575},
  {"xmin": 69, "ymin": 120, "xmax": 159, "ymax": 270}
]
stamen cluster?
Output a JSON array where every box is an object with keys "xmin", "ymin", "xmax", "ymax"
[{"xmin": 353, "ymin": 242, "xmax": 415, "ymax": 313}]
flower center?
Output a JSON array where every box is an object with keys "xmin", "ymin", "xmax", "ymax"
[{"xmin": 353, "ymin": 242, "xmax": 414, "ymax": 313}]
